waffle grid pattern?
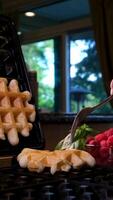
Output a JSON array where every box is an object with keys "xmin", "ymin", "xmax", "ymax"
[{"xmin": 0, "ymin": 78, "xmax": 36, "ymax": 145}]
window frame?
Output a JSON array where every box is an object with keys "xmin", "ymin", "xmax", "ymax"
[{"xmin": 21, "ymin": 17, "xmax": 96, "ymax": 113}]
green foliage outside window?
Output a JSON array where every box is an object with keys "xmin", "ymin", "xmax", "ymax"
[
  {"xmin": 22, "ymin": 40, "xmax": 54, "ymax": 112},
  {"xmin": 22, "ymin": 37, "xmax": 113, "ymax": 114},
  {"xmin": 70, "ymin": 39, "xmax": 113, "ymax": 114}
]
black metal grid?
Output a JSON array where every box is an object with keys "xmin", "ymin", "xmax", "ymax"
[
  {"xmin": 1, "ymin": 165, "xmax": 113, "ymax": 200},
  {"xmin": 0, "ymin": 15, "xmax": 45, "ymax": 155}
]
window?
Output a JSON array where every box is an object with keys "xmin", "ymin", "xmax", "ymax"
[
  {"xmin": 22, "ymin": 32, "xmax": 113, "ymax": 114},
  {"xmin": 21, "ymin": 25, "xmax": 113, "ymax": 115},
  {"xmin": 22, "ymin": 39, "xmax": 55, "ymax": 112},
  {"xmin": 69, "ymin": 30, "xmax": 113, "ymax": 114}
]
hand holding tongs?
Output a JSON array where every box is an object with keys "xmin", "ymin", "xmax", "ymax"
[{"xmin": 70, "ymin": 95, "xmax": 113, "ymax": 142}]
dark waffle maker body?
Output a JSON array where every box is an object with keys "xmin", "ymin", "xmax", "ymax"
[
  {"xmin": 0, "ymin": 15, "xmax": 113, "ymax": 200},
  {"xmin": 0, "ymin": 15, "xmax": 45, "ymax": 157}
]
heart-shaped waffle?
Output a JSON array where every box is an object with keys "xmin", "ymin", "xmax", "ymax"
[{"xmin": 0, "ymin": 78, "xmax": 36, "ymax": 145}]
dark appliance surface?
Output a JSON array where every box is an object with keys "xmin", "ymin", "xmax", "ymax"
[
  {"xmin": 0, "ymin": 15, "xmax": 113, "ymax": 200},
  {"xmin": 0, "ymin": 15, "xmax": 45, "ymax": 156},
  {"xmin": 1, "ymin": 165, "xmax": 113, "ymax": 200}
]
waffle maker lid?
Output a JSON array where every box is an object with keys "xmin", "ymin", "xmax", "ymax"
[{"xmin": 0, "ymin": 15, "xmax": 45, "ymax": 157}]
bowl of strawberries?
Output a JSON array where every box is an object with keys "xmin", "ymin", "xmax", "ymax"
[{"xmin": 85, "ymin": 128, "xmax": 113, "ymax": 166}]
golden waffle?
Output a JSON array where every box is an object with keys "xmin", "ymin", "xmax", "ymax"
[
  {"xmin": 0, "ymin": 77, "xmax": 36, "ymax": 145},
  {"xmin": 17, "ymin": 148, "xmax": 96, "ymax": 174}
]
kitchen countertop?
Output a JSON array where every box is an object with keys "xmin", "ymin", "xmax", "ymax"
[{"xmin": 38, "ymin": 112, "xmax": 113, "ymax": 124}]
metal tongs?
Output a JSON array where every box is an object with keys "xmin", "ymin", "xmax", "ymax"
[{"xmin": 70, "ymin": 94, "xmax": 113, "ymax": 142}]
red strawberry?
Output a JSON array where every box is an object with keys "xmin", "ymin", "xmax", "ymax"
[
  {"xmin": 88, "ymin": 139, "xmax": 98, "ymax": 145},
  {"xmin": 107, "ymin": 135, "xmax": 113, "ymax": 147},
  {"xmin": 86, "ymin": 136, "xmax": 94, "ymax": 144},
  {"xmin": 95, "ymin": 133, "xmax": 107, "ymax": 143},
  {"xmin": 99, "ymin": 146, "xmax": 109, "ymax": 159},
  {"xmin": 104, "ymin": 128, "xmax": 113, "ymax": 138},
  {"xmin": 86, "ymin": 143, "xmax": 99, "ymax": 157},
  {"xmin": 96, "ymin": 157, "xmax": 103, "ymax": 165},
  {"xmin": 100, "ymin": 140, "xmax": 108, "ymax": 148}
]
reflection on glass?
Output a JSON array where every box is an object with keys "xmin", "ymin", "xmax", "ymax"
[{"xmin": 69, "ymin": 30, "xmax": 113, "ymax": 114}]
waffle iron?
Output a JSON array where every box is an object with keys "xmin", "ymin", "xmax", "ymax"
[
  {"xmin": 0, "ymin": 15, "xmax": 45, "ymax": 159},
  {"xmin": 1, "ymin": 15, "xmax": 113, "ymax": 200}
]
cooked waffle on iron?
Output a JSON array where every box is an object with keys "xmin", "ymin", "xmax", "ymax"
[
  {"xmin": 17, "ymin": 148, "xmax": 96, "ymax": 174},
  {"xmin": 0, "ymin": 77, "xmax": 36, "ymax": 145}
]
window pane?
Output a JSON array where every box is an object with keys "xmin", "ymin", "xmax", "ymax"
[
  {"xmin": 22, "ymin": 39, "xmax": 55, "ymax": 112},
  {"xmin": 69, "ymin": 30, "xmax": 113, "ymax": 114}
]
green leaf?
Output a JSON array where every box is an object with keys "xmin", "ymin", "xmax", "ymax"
[
  {"xmin": 74, "ymin": 124, "xmax": 93, "ymax": 140},
  {"xmin": 55, "ymin": 123, "xmax": 95, "ymax": 150}
]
